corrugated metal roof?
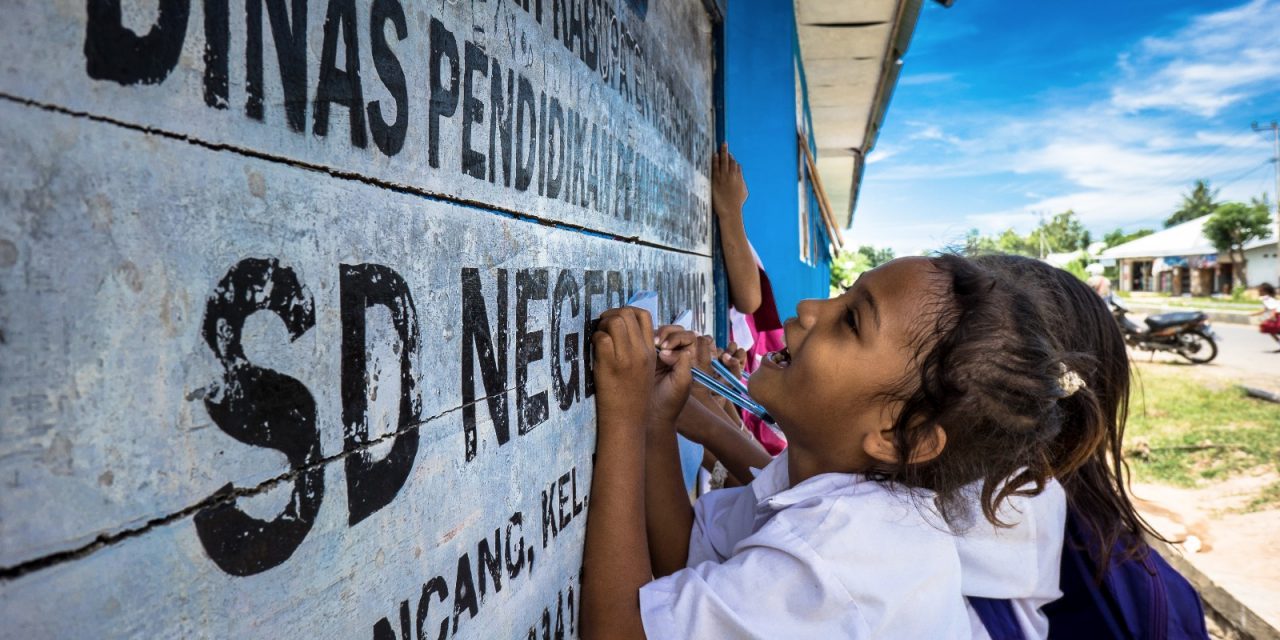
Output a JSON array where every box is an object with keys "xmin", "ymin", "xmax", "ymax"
[
  {"xmin": 1100, "ymin": 215, "xmax": 1276, "ymax": 260},
  {"xmin": 795, "ymin": 0, "xmax": 925, "ymax": 228}
]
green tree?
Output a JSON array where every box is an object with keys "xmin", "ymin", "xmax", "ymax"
[
  {"xmin": 962, "ymin": 227, "xmax": 1037, "ymax": 257},
  {"xmin": 962, "ymin": 228, "xmax": 998, "ymax": 256},
  {"xmin": 831, "ymin": 245, "xmax": 896, "ymax": 294},
  {"xmin": 1203, "ymin": 196, "xmax": 1272, "ymax": 287},
  {"xmin": 830, "ymin": 247, "xmax": 871, "ymax": 294},
  {"xmin": 995, "ymin": 228, "xmax": 1037, "ymax": 256},
  {"xmin": 1030, "ymin": 209, "xmax": 1091, "ymax": 253},
  {"xmin": 1166, "ymin": 179, "xmax": 1220, "ymax": 228},
  {"xmin": 857, "ymin": 245, "xmax": 896, "ymax": 269},
  {"xmin": 1103, "ymin": 227, "xmax": 1154, "ymax": 248}
]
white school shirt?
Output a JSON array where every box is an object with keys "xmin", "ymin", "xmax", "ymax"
[
  {"xmin": 639, "ymin": 455, "xmax": 974, "ymax": 639},
  {"xmin": 953, "ymin": 479, "xmax": 1067, "ymax": 639}
]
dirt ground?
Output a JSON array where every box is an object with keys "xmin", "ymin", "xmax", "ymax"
[
  {"xmin": 1127, "ymin": 352, "xmax": 1280, "ymax": 632},
  {"xmin": 1132, "ymin": 476, "xmax": 1280, "ymax": 631}
]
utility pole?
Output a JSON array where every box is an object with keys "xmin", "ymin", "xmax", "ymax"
[
  {"xmin": 1032, "ymin": 210, "xmax": 1047, "ymax": 259},
  {"xmin": 1253, "ymin": 120, "xmax": 1280, "ymax": 286}
]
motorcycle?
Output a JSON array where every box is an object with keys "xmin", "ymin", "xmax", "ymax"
[{"xmin": 1105, "ymin": 295, "xmax": 1220, "ymax": 364}]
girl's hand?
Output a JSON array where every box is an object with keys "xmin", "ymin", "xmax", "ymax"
[
  {"xmin": 591, "ymin": 308, "xmax": 656, "ymax": 429},
  {"xmin": 711, "ymin": 143, "xmax": 748, "ymax": 219},
  {"xmin": 719, "ymin": 341, "xmax": 748, "ymax": 380},
  {"xmin": 652, "ymin": 326, "xmax": 696, "ymax": 426}
]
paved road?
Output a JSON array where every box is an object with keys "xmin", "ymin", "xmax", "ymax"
[
  {"xmin": 1209, "ymin": 322, "xmax": 1280, "ymax": 378},
  {"xmin": 1127, "ymin": 316, "xmax": 1278, "ymax": 384}
]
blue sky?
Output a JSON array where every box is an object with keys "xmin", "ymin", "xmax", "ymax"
[{"xmin": 851, "ymin": 0, "xmax": 1280, "ymax": 256}]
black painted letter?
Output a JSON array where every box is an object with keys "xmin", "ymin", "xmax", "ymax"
[
  {"xmin": 314, "ymin": 0, "xmax": 368, "ymax": 148},
  {"xmin": 461, "ymin": 41, "xmax": 489, "ymax": 179},
  {"xmin": 551, "ymin": 270, "xmax": 580, "ymax": 411},
  {"xmin": 195, "ymin": 258, "xmax": 322, "ymax": 576},
  {"xmin": 367, "ymin": 0, "xmax": 409, "ymax": 156},
  {"xmin": 516, "ymin": 269, "xmax": 549, "ymax": 434},
  {"xmin": 428, "ymin": 18, "xmax": 460, "ymax": 168},
  {"xmin": 85, "ymin": 0, "xmax": 190, "ymax": 85},
  {"xmin": 245, "ymin": 0, "xmax": 308, "ymax": 131},
  {"xmin": 461, "ymin": 268, "xmax": 510, "ymax": 461},
  {"xmin": 340, "ymin": 263, "xmax": 421, "ymax": 526}
]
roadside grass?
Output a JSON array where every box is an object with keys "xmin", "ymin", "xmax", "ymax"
[
  {"xmin": 1117, "ymin": 291, "xmax": 1257, "ymax": 312},
  {"xmin": 1247, "ymin": 481, "xmax": 1280, "ymax": 512},
  {"xmin": 1124, "ymin": 366, "xmax": 1280, "ymax": 509}
]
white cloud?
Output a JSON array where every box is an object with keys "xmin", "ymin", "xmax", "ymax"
[
  {"xmin": 909, "ymin": 124, "xmax": 963, "ymax": 145},
  {"xmin": 866, "ymin": 145, "xmax": 900, "ymax": 164},
  {"xmin": 856, "ymin": 0, "xmax": 1280, "ymax": 256},
  {"xmin": 1110, "ymin": 0, "xmax": 1280, "ymax": 116},
  {"xmin": 899, "ymin": 72, "xmax": 956, "ymax": 87}
]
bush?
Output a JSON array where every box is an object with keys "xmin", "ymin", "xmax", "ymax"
[
  {"xmin": 1231, "ymin": 285, "xmax": 1248, "ymax": 302},
  {"xmin": 1064, "ymin": 256, "xmax": 1089, "ymax": 282}
]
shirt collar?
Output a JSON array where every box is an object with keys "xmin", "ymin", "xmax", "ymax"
[{"xmin": 750, "ymin": 453, "xmax": 864, "ymax": 511}]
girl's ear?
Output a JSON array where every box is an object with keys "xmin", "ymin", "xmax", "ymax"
[{"xmin": 862, "ymin": 425, "xmax": 947, "ymax": 465}]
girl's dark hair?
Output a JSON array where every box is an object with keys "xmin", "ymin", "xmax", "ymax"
[
  {"xmin": 974, "ymin": 254, "xmax": 1162, "ymax": 573},
  {"xmin": 874, "ymin": 253, "xmax": 1075, "ymax": 528},
  {"xmin": 1260, "ymin": 283, "xmax": 1277, "ymax": 297}
]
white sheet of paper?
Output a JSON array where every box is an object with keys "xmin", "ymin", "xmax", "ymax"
[
  {"xmin": 672, "ymin": 309, "xmax": 693, "ymax": 330},
  {"xmin": 624, "ymin": 290, "xmax": 660, "ymax": 329}
]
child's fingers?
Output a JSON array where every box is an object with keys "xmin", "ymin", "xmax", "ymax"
[
  {"xmin": 597, "ymin": 312, "xmax": 632, "ymax": 352},
  {"xmin": 674, "ymin": 348, "xmax": 694, "ymax": 382},
  {"xmin": 695, "ymin": 335, "xmax": 713, "ymax": 370},
  {"xmin": 655, "ymin": 326, "xmax": 696, "ymax": 351},
  {"xmin": 590, "ymin": 330, "xmax": 614, "ymax": 362},
  {"xmin": 656, "ymin": 347, "xmax": 684, "ymax": 367},
  {"xmin": 654, "ymin": 324, "xmax": 684, "ymax": 346},
  {"xmin": 661, "ymin": 347, "xmax": 695, "ymax": 389},
  {"xmin": 626, "ymin": 307, "xmax": 654, "ymax": 353}
]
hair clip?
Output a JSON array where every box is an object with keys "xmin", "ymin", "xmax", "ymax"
[{"xmin": 1057, "ymin": 363, "xmax": 1086, "ymax": 397}]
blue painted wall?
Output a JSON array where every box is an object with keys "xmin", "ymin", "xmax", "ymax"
[{"xmin": 724, "ymin": 0, "xmax": 832, "ymax": 318}]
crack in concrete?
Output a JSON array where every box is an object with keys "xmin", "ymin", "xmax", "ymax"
[
  {"xmin": 0, "ymin": 92, "xmax": 713, "ymax": 260},
  {"xmin": 0, "ymin": 387, "xmax": 522, "ymax": 582}
]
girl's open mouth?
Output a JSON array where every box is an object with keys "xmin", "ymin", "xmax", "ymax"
[{"xmin": 764, "ymin": 348, "xmax": 792, "ymax": 369}]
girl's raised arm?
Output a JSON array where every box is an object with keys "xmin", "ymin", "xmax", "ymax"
[
  {"xmin": 712, "ymin": 144, "xmax": 762, "ymax": 315},
  {"xmin": 581, "ymin": 308, "xmax": 654, "ymax": 640},
  {"xmin": 645, "ymin": 326, "xmax": 699, "ymax": 578},
  {"xmin": 582, "ymin": 311, "xmax": 694, "ymax": 639}
]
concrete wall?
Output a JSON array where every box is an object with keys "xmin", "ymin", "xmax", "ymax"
[
  {"xmin": 1245, "ymin": 244, "xmax": 1278, "ymax": 288},
  {"xmin": 0, "ymin": 0, "xmax": 715, "ymax": 636}
]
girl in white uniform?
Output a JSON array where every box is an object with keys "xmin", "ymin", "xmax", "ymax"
[{"xmin": 581, "ymin": 255, "xmax": 1102, "ymax": 639}]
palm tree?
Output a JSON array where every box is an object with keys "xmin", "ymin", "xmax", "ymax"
[{"xmin": 1165, "ymin": 179, "xmax": 1220, "ymax": 228}]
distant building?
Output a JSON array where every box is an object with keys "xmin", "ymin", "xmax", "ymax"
[
  {"xmin": 1043, "ymin": 241, "xmax": 1109, "ymax": 269},
  {"xmin": 1100, "ymin": 216, "xmax": 1278, "ymax": 295}
]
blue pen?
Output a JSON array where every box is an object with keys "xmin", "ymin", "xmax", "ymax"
[
  {"xmin": 710, "ymin": 358, "xmax": 750, "ymax": 397},
  {"xmin": 690, "ymin": 366, "xmax": 775, "ymax": 424}
]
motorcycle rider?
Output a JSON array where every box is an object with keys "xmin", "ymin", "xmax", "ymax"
[
  {"xmin": 1086, "ymin": 263, "xmax": 1111, "ymax": 297},
  {"xmin": 1252, "ymin": 283, "xmax": 1280, "ymax": 351}
]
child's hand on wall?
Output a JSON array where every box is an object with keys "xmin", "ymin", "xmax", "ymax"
[
  {"xmin": 711, "ymin": 142, "xmax": 748, "ymax": 219},
  {"xmin": 592, "ymin": 308, "xmax": 656, "ymax": 430},
  {"xmin": 652, "ymin": 326, "xmax": 696, "ymax": 426}
]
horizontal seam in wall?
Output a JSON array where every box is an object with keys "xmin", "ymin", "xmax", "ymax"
[
  {"xmin": 0, "ymin": 386, "xmax": 518, "ymax": 583},
  {"xmin": 0, "ymin": 92, "xmax": 712, "ymax": 260}
]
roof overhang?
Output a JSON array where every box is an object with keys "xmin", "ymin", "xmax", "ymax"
[{"xmin": 795, "ymin": 0, "xmax": 929, "ymax": 229}]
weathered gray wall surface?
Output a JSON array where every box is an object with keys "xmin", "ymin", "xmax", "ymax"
[{"xmin": 0, "ymin": 0, "xmax": 714, "ymax": 636}]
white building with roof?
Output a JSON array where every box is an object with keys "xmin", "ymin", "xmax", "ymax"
[{"xmin": 1100, "ymin": 215, "xmax": 1277, "ymax": 295}]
